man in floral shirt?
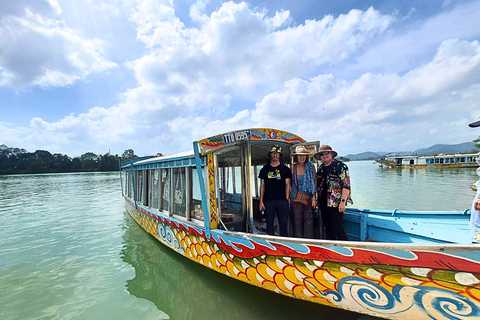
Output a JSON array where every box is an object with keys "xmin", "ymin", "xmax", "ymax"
[{"xmin": 315, "ymin": 145, "xmax": 352, "ymax": 240}]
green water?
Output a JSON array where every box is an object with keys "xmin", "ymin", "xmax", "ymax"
[
  {"xmin": 0, "ymin": 162, "xmax": 477, "ymax": 319},
  {"xmin": 349, "ymin": 160, "xmax": 477, "ymax": 211}
]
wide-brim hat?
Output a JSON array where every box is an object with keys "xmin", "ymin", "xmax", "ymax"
[
  {"xmin": 314, "ymin": 144, "xmax": 338, "ymax": 160},
  {"xmin": 268, "ymin": 145, "xmax": 282, "ymax": 155},
  {"xmin": 291, "ymin": 145, "xmax": 313, "ymax": 156},
  {"xmin": 469, "ymin": 119, "xmax": 480, "ymax": 128}
]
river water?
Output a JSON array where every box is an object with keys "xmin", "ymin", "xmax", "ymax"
[{"xmin": 0, "ymin": 161, "xmax": 477, "ymax": 319}]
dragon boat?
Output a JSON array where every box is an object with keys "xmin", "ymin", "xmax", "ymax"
[{"xmin": 120, "ymin": 128, "xmax": 480, "ymax": 320}]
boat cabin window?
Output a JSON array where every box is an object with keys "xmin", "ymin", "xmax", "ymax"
[
  {"xmin": 144, "ymin": 170, "xmax": 150, "ymax": 206},
  {"xmin": 161, "ymin": 169, "xmax": 170, "ymax": 212},
  {"xmin": 125, "ymin": 165, "xmax": 206, "ymax": 221},
  {"xmin": 150, "ymin": 169, "xmax": 160, "ymax": 210},
  {"xmin": 172, "ymin": 167, "xmax": 187, "ymax": 217},
  {"xmin": 136, "ymin": 170, "xmax": 144, "ymax": 204},
  {"xmin": 124, "ymin": 171, "xmax": 132, "ymax": 197},
  {"xmin": 191, "ymin": 167, "xmax": 205, "ymax": 221},
  {"xmin": 217, "ymin": 145, "xmax": 247, "ymax": 232}
]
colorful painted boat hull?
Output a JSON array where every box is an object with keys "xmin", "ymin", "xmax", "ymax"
[
  {"xmin": 125, "ymin": 198, "xmax": 480, "ymax": 320},
  {"xmin": 121, "ymin": 128, "xmax": 480, "ymax": 319}
]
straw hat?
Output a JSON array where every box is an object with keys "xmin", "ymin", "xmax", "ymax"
[
  {"xmin": 314, "ymin": 145, "xmax": 338, "ymax": 160},
  {"xmin": 291, "ymin": 145, "xmax": 312, "ymax": 155},
  {"xmin": 469, "ymin": 119, "xmax": 480, "ymax": 128}
]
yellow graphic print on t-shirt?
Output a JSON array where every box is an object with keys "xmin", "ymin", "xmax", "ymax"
[{"xmin": 267, "ymin": 169, "xmax": 281, "ymax": 179}]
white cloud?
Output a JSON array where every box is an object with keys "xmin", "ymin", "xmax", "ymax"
[
  {"xmin": 2, "ymin": 1, "xmax": 480, "ymax": 157},
  {"xmin": 122, "ymin": 1, "xmax": 395, "ymax": 118},
  {"xmin": 353, "ymin": 0, "xmax": 480, "ymax": 75},
  {"xmin": 394, "ymin": 39, "xmax": 480, "ymax": 99},
  {"xmin": 0, "ymin": 0, "xmax": 117, "ymax": 90},
  {"xmin": 189, "ymin": 0, "xmax": 209, "ymax": 24},
  {"xmin": 251, "ymin": 38, "xmax": 480, "ymax": 154}
]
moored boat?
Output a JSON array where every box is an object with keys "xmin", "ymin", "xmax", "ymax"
[
  {"xmin": 375, "ymin": 153, "xmax": 479, "ymax": 168},
  {"xmin": 120, "ymin": 128, "xmax": 480, "ymax": 320}
]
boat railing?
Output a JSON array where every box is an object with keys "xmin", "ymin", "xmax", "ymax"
[
  {"xmin": 345, "ymin": 207, "xmax": 471, "ymax": 216},
  {"xmin": 219, "ymin": 229, "xmax": 475, "ymax": 250}
]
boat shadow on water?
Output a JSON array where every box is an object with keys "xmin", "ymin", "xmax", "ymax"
[{"xmin": 120, "ymin": 214, "xmax": 364, "ymax": 320}]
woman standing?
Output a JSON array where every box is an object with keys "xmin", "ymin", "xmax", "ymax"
[
  {"xmin": 290, "ymin": 146, "xmax": 317, "ymax": 238},
  {"xmin": 315, "ymin": 145, "xmax": 352, "ymax": 240}
]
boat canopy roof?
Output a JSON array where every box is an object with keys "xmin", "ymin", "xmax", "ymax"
[
  {"xmin": 196, "ymin": 128, "xmax": 305, "ymax": 155},
  {"xmin": 121, "ymin": 128, "xmax": 314, "ymax": 169}
]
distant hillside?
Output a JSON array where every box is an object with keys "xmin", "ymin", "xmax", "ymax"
[
  {"xmin": 414, "ymin": 142, "xmax": 479, "ymax": 155},
  {"xmin": 342, "ymin": 142, "xmax": 480, "ymax": 161},
  {"xmin": 344, "ymin": 152, "xmax": 380, "ymax": 161}
]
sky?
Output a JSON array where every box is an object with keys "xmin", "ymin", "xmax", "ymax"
[{"xmin": 1, "ymin": 0, "xmax": 480, "ymax": 157}]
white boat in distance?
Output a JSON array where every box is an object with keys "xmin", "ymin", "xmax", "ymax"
[{"xmin": 376, "ymin": 152, "xmax": 479, "ymax": 168}]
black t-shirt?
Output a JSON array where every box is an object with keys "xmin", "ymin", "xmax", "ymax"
[{"xmin": 259, "ymin": 163, "xmax": 292, "ymax": 201}]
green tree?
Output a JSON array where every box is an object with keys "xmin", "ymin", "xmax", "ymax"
[
  {"xmin": 50, "ymin": 153, "xmax": 72, "ymax": 172},
  {"xmin": 121, "ymin": 149, "xmax": 137, "ymax": 161},
  {"xmin": 80, "ymin": 152, "xmax": 98, "ymax": 171},
  {"xmin": 98, "ymin": 153, "xmax": 119, "ymax": 171},
  {"xmin": 71, "ymin": 158, "xmax": 82, "ymax": 172},
  {"xmin": 474, "ymin": 137, "xmax": 480, "ymax": 149},
  {"xmin": 26, "ymin": 157, "xmax": 48, "ymax": 173}
]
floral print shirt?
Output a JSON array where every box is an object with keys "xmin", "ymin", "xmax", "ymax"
[{"xmin": 317, "ymin": 160, "xmax": 353, "ymax": 208}]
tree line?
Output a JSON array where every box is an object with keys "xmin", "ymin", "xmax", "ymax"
[{"xmin": 0, "ymin": 147, "xmax": 138, "ymax": 175}]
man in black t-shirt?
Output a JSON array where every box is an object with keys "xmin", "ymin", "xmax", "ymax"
[{"xmin": 259, "ymin": 145, "xmax": 292, "ymax": 236}]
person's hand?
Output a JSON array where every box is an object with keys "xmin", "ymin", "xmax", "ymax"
[
  {"xmin": 259, "ymin": 202, "xmax": 265, "ymax": 211},
  {"xmin": 312, "ymin": 198, "xmax": 317, "ymax": 208},
  {"xmin": 339, "ymin": 202, "xmax": 346, "ymax": 213},
  {"xmin": 475, "ymin": 198, "xmax": 480, "ymax": 211}
]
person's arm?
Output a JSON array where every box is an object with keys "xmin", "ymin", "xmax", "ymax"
[
  {"xmin": 285, "ymin": 178, "xmax": 291, "ymax": 200},
  {"xmin": 338, "ymin": 188, "xmax": 349, "ymax": 213},
  {"xmin": 475, "ymin": 197, "xmax": 480, "ymax": 211},
  {"xmin": 338, "ymin": 164, "xmax": 351, "ymax": 213},
  {"xmin": 259, "ymin": 179, "xmax": 265, "ymax": 211},
  {"xmin": 312, "ymin": 163, "xmax": 317, "ymax": 208}
]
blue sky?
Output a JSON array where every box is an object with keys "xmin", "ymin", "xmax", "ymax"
[{"xmin": 1, "ymin": 0, "xmax": 480, "ymax": 157}]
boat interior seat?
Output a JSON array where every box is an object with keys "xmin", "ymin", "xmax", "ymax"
[{"xmin": 223, "ymin": 193, "xmax": 242, "ymax": 211}]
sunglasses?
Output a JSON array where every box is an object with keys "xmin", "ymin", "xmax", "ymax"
[{"xmin": 318, "ymin": 152, "xmax": 330, "ymax": 156}]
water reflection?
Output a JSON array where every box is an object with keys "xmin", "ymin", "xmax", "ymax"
[{"xmin": 120, "ymin": 216, "xmax": 360, "ymax": 320}]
